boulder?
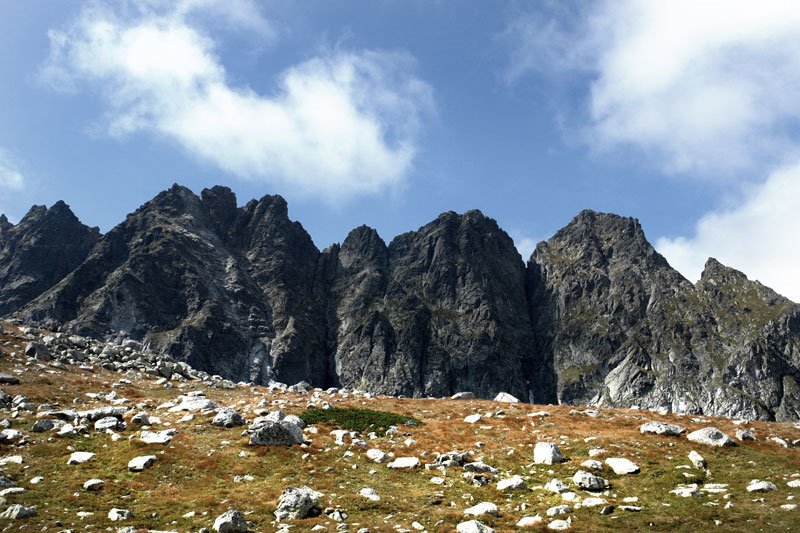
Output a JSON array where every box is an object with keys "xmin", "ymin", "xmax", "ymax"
[
  {"xmin": 67, "ymin": 452, "xmax": 95, "ymax": 465},
  {"xmin": 0, "ymin": 504, "xmax": 36, "ymax": 519},
  {"xmin": 213, "ymin": 509, "xmax": 250, "ymax": 532},
  {"xmin": 572, "ymin": 470, "xmax": 610, "ymax": 491},
  {"xmin": 387, "ymin": 457, "xmax": 420, "ymax": 469},
  {"xmin": 128, "ymin": 455, "xmax": 157, "ymax": 472},
  {"xmin": 687, "ymin": 427, "xmax": 736, "ymax": 447},
  {"xmin": 457, "ymin": 520, "xmax": 495, "ymax": 533},
  {"xmin": 274, "ymin": 486, "xmax": 322, "ymax": 520},
  {"xmin": 212, "ymin": 409, "xmax": 245, "ymax": 428},
  {"xmin": 640, "ymin": 421, "xmax": 685, "ymax": 436},
  {"xmin": 688, "ymin": 450, "xmax": 707, "ymax": 469},
  {"xmin": 497, "ymin": 475, "xmax": 527, "ymax": 491},
  {"xmin": 83, "ymin": 479, "xmax": 104, "ymax": 491},
  {"xmin": 249, "ymin": 420, "xmax": 303, "ymax": 446},
  {"xmin": 108, "ymin": 508, "xmax": 132, "ymax": 521},
  {"xmin": 464, "ymin": 502, "xmax": 499, "ymax": 517},
  {"xmin": 605, "ymin": 457, "xmax": 639, "ymax": 475},
  {"xmin": 493, "ymin": 392, "xmax": 519, "ymax": 403},
  {"xmin": 534, "ymin": 442, "xmax": 564, "ymax": 465}
]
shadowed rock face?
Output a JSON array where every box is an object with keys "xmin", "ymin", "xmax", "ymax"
[
  {"xmin": 0, "ymin": 202, "xmax": 99, "ymax": 315},
  {"xmin": 18, "ymin": 185, "xmax": 326, "ymax": 387},
  {"xmin": 527, "ymin": 210, "xmax": 800, "ymax": 420},
  {"xmin": 6, "ymin": 188, "xmax": 800, "ymax": 419},
  {"xmin": 321, "ymin": 211, "xmax": 535, "ymax": 399}
]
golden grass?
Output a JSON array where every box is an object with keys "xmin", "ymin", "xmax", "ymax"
[{"xmin": 0, "ymin": 327, "xmax": 799, "ymax": 532}]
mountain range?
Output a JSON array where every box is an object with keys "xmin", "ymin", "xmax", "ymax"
[{"xmin": 2, "ymin": 184, "xmax": 798, "ymax": 420}]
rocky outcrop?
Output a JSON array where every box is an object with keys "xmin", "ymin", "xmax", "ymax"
[
  {"xmin": 17, "ymin": 185, "xmax": 326, "ymax": 387},
  {"xmin": 527, "ymin": 210, "xmax": 800, "ymax": 420},
  {"xmin": 321, "ymin": 211, "xmax": 534, "ymax": 399},
  {"xmin": 0, "ymin": 202, "xmax": 99, "ymax": 315}
]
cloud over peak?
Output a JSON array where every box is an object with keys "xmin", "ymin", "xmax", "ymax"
[{"xmin": 42, "ymin": 1, "xmax": 434, "ymax": 203}]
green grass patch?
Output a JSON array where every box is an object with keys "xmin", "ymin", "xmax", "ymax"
[{"xmin": 300, "ymin": 407, "xmax": 420, "ymax": 434}]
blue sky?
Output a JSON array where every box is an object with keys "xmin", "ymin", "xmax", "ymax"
[{"xmin": 1, "ymin": 1, "xmax": 799, "ymax": 300}]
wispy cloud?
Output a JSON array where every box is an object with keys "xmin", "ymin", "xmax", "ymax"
[
  {"xmin": 504, "ymin": 0, "xmax": 800, "ymax": 300},
  {"xmin": 0, "ymin": 150, "xmax": 25, "ymax": 191},
  {"xmin": 41, "ymin": 1, "xmax": 434, "ymax": 204}
]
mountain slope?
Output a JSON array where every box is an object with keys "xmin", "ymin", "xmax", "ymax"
[
  {"xmin": 527, "ymin": 210, "xmax": 800, "ymax": 420},
  {"xmin": 0, "ymin": 201, "xmax": 99, "ymax": 315}
]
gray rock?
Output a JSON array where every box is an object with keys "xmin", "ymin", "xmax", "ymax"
[
  {"xmin": 108, "ymin": 508, "xmax": 132, "ymax": 521},
  {"xmin": 212, "ymin": 409, "xmax": 245, "ymax": 428},
  {"xmin": 456, "ymin": 520, "xmax": 495, "ymax": 533},
  {"xmin": 67, "ymin": 452, "xmax": 95, "ymax": 465},
  {"xmin": 128, "ymin": 455, "xmax": 157, "ymax": 472},
  {"xmin": 94, "ymin": 416, "xmax": 125, "ymax": 431},
  {"xmin": 688, "ymin": 450, "xmax": 707, "ymax": 469},
  {"xmin": 605, "ymin": 457, "xmax": 640, "ymax": 475},
  {"xmin": 0, "ymin": 504, "xmax": 36, "ymax": 519},
  {"xmin": 140, "ymin": 430, "xmax": 176, "ymax": 444},
  {"xmin": 572, "ymin": 470, "xmax": 610, "ymax": 491},
  {"xmin": 212, "ymin": 509, "xmax": 250, "ymax": 532},
  {"xmin": 639, "ymin": 421, "xmax": 685, "ymax": 436},
  {"xmin": 31, "ymin": 419, "xmax": 54, "ymax": 432},
  {"xmin": 451, "ymin": 392, "xmax": 476, "ymax": 400},
  {"xmin": 83, "ymin": 479, "xmax": 104, "ymax": 491},
  {"xmin": 687, "ymin": 427, "xmax": 736, "ymax": 447},
  {"xmin": 534, "ymin": 442, "xmax": 564, "ymax": 465},
  {"xmin": 249, "ymin": 420, "xmax": 303, "ymax": 446},
  {"xmin": 274, "ymin": 486, "xmax": 322, "ymax": 520},
  {"xmin": 0, "ymin": 374, "xmax": 20, "ymax": 385}
]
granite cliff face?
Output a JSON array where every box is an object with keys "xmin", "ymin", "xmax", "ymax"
[
  {"xmin": 0, "ymin": 202, "xmax": 99, "ymax": 316},
  {"xmin": 5, "ymin": 187, "xmax": 800, "ymax": 420},
  {"xmin": 319, "ymin": 210, "xmax": 534, "ymax": 399},
  {"xmin": 527, "ymin": 210, "xmax": 800, "ymax": 420}
]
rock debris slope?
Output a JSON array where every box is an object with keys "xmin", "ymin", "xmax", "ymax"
[{"xmin": 4, "ymin": 186, "xmax": 800, "ymax": 420}]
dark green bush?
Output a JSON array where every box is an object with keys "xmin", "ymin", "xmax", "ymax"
[{"xmin": 299, "ymin": 407, "xmax": 420, "ymax": 434}]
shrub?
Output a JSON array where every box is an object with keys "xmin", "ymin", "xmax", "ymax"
[{"xmin": 299, "ymin": 407, "xmax": 420, "ymax": 434}]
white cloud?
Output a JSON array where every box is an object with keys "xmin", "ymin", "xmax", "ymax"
[
  {"xmin": 657, "ymin": 162, "xmax": 800, "ymax": 302},
  {"xmin": 511, "ymin": 231, "xmax": 540, "ymax": 263},
  {"xmin": 506, "ymin": 0, "xmax": 800, "ymax": 176},
  {"xmin": 0, "ymin": 150, "xmax": 25, "ymax": 191},
  {"xmin": 42, "ymin": 1, "xmax": 433, "ymax": 203}
]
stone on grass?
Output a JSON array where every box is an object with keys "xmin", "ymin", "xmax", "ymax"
[
  {"xmin": 212, "ymin": 409, "xmax": 245, "ymax": 428},
  {"xmin": 547, "ymin": 519, "xmax": 572, "ymax": 530},
  {"xmin": 128, "ymin": 455, "xmax": 157, "ymax": 472},
  {"xmin": 747, "ymin": 480, "xmax": 777, "ymax": 493},
  {"xmin": 249, "ymin": 421, "xmax": 303, "ymax": 446},
  {"xmin": 94, "ymin": 416, "xmax": 124, "ymax": 431},
  {"xmin": 464, "ymin": 502, "xmax": 499, "ymax": 517},
  {"xmin": 787, "ymin": 480, "xmax": 800, "ymax": 488},
  {"xmin": 639, "ymin": 421, "xmax": 685, "ymax": 436},
  {"xmin": 534, "ymin": 442, "xmax": 564, "ymax": 465},
  {"xmin": 457, "ymin": 520, "xmax": 495, "ymax": 533},
  {"xmin": 493, "ymin": 392, "xmax": 519, "ymax": 403},
  {"xmin": 544, "ymin": 478, "xmax": 570, "ymax": 494},
  {"xmin": 582, "ymin": 497, "xmax": 608, "ymax": 507},
  {"xmin": 83, "ymin": 479, "xmax": 104, "ymax": 491},
  {"xmin": 517, "ymin": 515, "xmax": 543, "ymax": 527},
  {"xmin": 359, "ymin": 487, "xmax": 380, "ymax": 501},
  {"xmin": 736, "ymin": 429, "xmax": 756, "ymax": 441},
  {"xmin": 140, "ymin": 430, "xmax": 176, "ymax": 444},
  {"xmin": 366, "ymin": 448, "xmax": 388, "ymax": 463},
  {"xmin": 451, "ymin": 392, "xmax": 476, "ymax": 400},
  {"xmin": 670, "ymin": 484, "xmax": 699, "ymax": 497},
  {"xmin": 31, "ymin": 419, "xmax": 54, "ymax": 432},
  {"xmin": 168, "ymin": 396, "xmax": 218, "ymax": 413},
  {"xmin": 464, "ymin": 414, "xmax": 482, "ymax": 424},
  {"xmin": 687, "ymin": 427, "xmax": 736, "ymax": 447},
  {"xmin": 387, "ymin": 457, "xmax": 420, "ymax": 469},
  {"xmin": 580, "ymin": 459, "xmax": 603, "ymax": 470},
  {"xmin": 572, "ymin": 470, "xmax": 610, "ymax": 491},
  {"xmin": 274, "ymin": 486, "xmax": 322, "ymax": 520},
  {"xmin": 497, "ymin": 475, "xmax": 527, "ymax": 491},
  {"xmin": 0, "ymin": 504, "xmax": 36, "ymax": 519},
  {"xmin": 605, "ymin": 458, "xmax": 640, "ymax": 475},
  {"xmin": 213, "ymin": 509, "xmax": 250, "ymax": 532},
  {"xmin": 108, "ymin": 508, "xmax": 132, "ymax": 521},
  {"xmin": 546, "ymin": 505, "xmax": 572, "ymax": 517},
  {"xmin": 688, "ymin": 450, "xmax": 706, "ymax": 469},
  {"xmin": 67, "ymin": 452, "xmax": 95, "ymax": 465}
]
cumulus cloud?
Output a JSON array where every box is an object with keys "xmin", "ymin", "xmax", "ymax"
[
  {"xmin": 505, "ymin": 0, "xmax": 800, "ymax": 300},
  {"xmin": 657, "ymin": 163, "xmax": 800, "ymax": 302},
  {"xmin": 511, "ymin": 231, "xmax": 540, "ymax": 263},
  {"xmin": 0, "ymin": 150, "xmax": 24, "ymax": 191},
  {"xmin": 41, "ymin": 1, "xmax": 433, "ymax": 203},
  {"xmin": 506, "ymin": 0, "xmax": 800, "ymax": 176}
]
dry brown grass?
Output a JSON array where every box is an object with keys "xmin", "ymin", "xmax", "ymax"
[{"xmin": 0, "ymin": 327, "xmax": 799, "ymax": 531}]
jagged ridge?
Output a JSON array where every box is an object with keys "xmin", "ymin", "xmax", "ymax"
[{"xmin": 3, "ymin": 186, "xmax": 799, "ymax": 420}]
